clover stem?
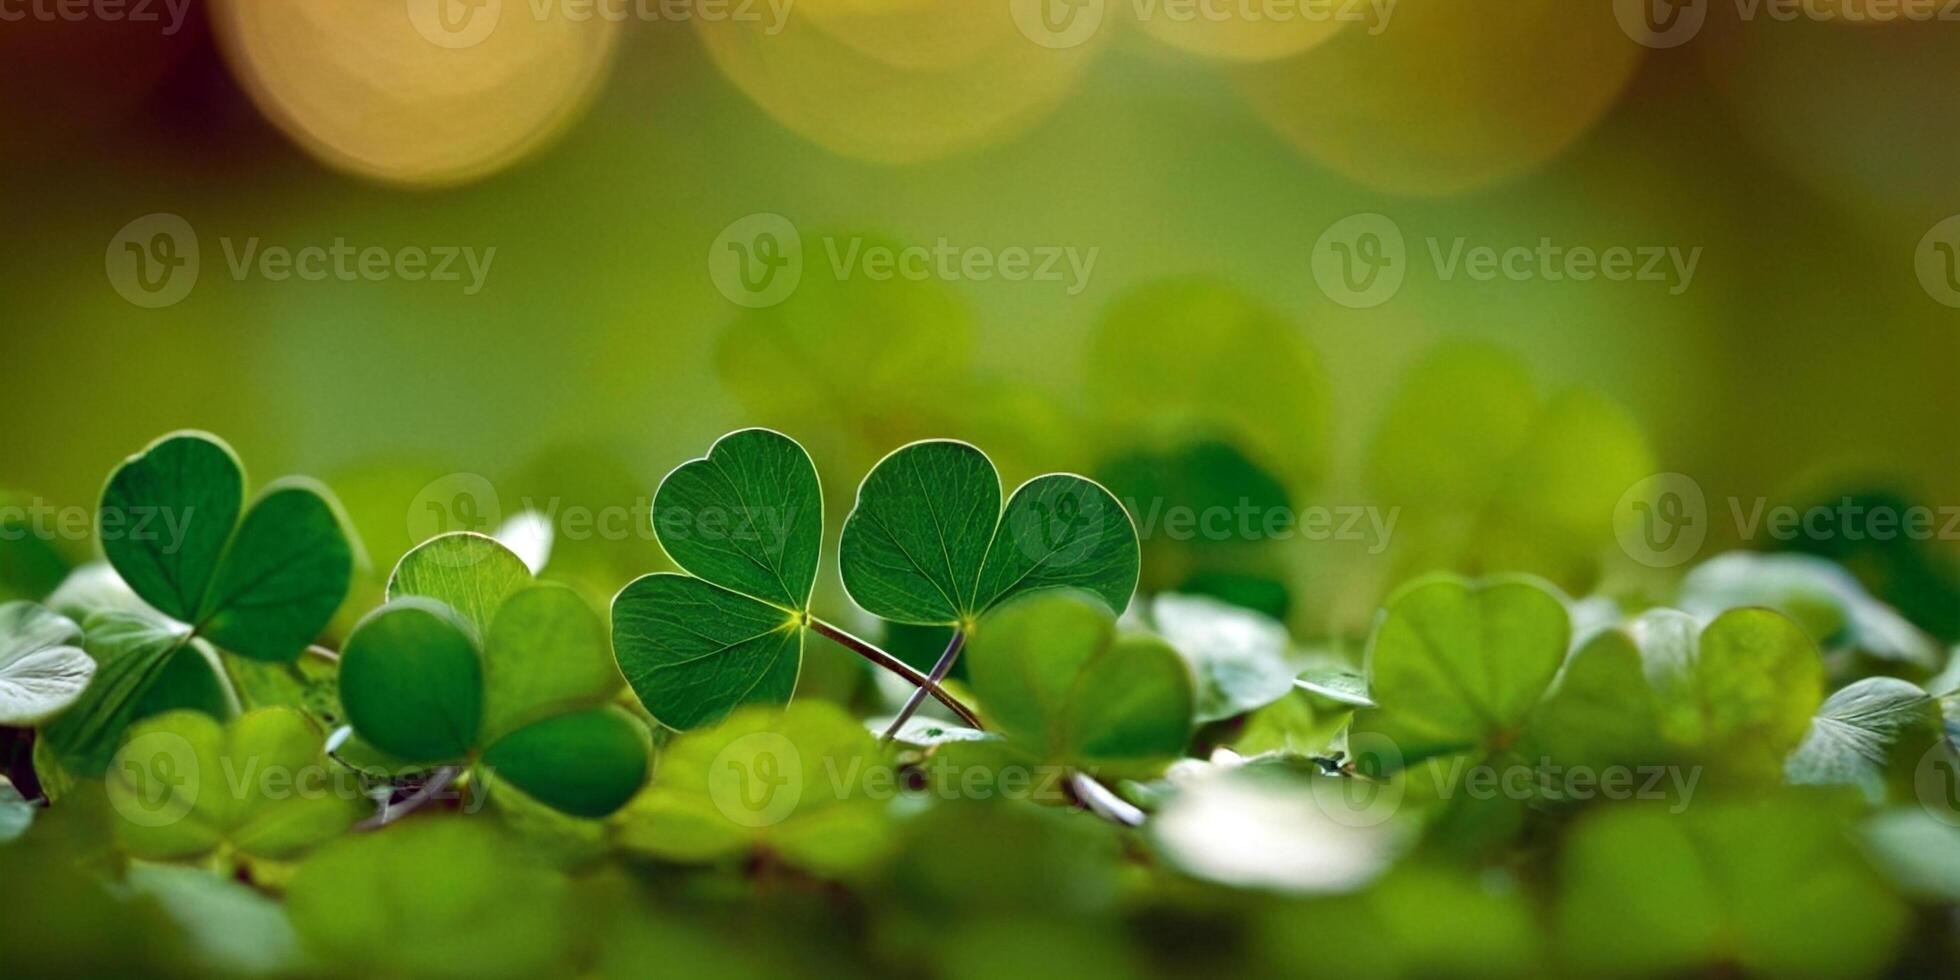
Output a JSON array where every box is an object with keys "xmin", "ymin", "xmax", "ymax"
[
  {"xmin": 358, "ymin": 765, "xmax": 461, "ymax": 830},
  {"xmin": 1068, "ymin": 772, "xmax": 1145, "ymax": 828},
  {"xmin": 807, "ymin": 618, "xmax": 983, "ymax": 730},
  {"xmin": 878, "ymin": 630, "xmax": 966, "ymax": 743}
]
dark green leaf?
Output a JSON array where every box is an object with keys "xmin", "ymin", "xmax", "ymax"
[
  {"xmin": 651, "ymin": 427, "xmax": 821, "ymax": 611},
  {"xmin": 339, "ymin": 599, "xmax": 482, "ymax": 763},
  {"xmin": 480, "ymin": 705, "xmax": 648, "ymax": 819},
  {"xmin": 611, "ymin": 573, "xmax": 800, "ymax": 731}
]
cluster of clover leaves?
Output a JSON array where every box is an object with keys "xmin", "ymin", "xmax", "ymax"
[{"xmin": 2, "ymin": 426, "xmax": 1185, "ymax": 859}]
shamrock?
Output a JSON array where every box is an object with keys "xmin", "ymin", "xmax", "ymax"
[{"xmin": 338, "ymin": 533, "xmax": 647, "ymax": 819}]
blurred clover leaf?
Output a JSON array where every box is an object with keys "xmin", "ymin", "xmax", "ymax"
[
  {"xmin": 614, "ymin": 700, "xmax": 897, "ymax": 878},
  {"xmin": 1558, "ymin": 796, "xmax": 1909, "ymax": 979},
  {"xmin": 1139, "ymin": 592, "xmax": 1298, "ymax": 725},
  {"xmin": 840, "ymin": 438, "xmax": 1139, "ymax": 736},
  {"xmin": 612, "ymin": 429, "xmax": 822, "ymax": 732},
  {"xmin": 107, "ymin": 707, "xmax": 363, "ymax": 863},
  {"xmin": 0, "ymin": 601, "xmax": 93, "ymax": 726},
  {"xmin": 99, "ymin": 431, "xmax": 354, "ymax": 662},
  {"xmin": 1093, "ymin": 437, "xmax": 1294, "ymax": 613},
  {"xmin": 1366, "ymin": 343, "xmax": 1651, "ymax": 593},
  {"xmin": 0, "ymin": 490, "xmax": 72, "ymax": 603},
  {"xmin": 287, "ymin": 818, "xmax": 571, "ymax": 980},
  {"xmin": 1680, "ymin": 551, "xmax": 1944, "ymax": 679},
  {"xmin": 339, "ymin": 533, "xmax": 646, "ymax": 819},
  {"xmin": 1783, "ymin": 676, "xmax": 1940, "ymax": 801},
  {"xmin": 122, "ymin": 863, "xmax": 305, "ymax": 977},
  {"xmin": 966, "ymin": 590, "xmax": 1192, "ymax": 779},
  {"xmin": 1086, "ymin": 278, "xmax": 1331, "ymax": 493},
  {"xmin": 1150, "ymin": 763, "xmax": 1401, "ymax": 895}
]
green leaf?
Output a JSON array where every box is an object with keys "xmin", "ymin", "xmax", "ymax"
[
  {"xmin": 1784, "ymin": 677, "xmax": 1937, "ymax": 798},
  {"xmin": 100, "ymin": 432, "xmax": 243, "ymax": 624},
  {"xmin": 100, "ymin": 432, "xmax": 352, "ymax": 662},
  {"xmin": 109, "ymin": 708, "xmax": 363, "ymax": 861},
  {"xmin": 40, "ymin": 612, "xmax": 194, "ymax": 777},
  {"xmin": 1643, "ymin": 607, "xmax": 1826, "ymax": 781},
  {"xmin": 480, "ymin": 584, "xmax": 620, "ymax": 744},
  {"xmin": 0, "ymin": 491, "xmax": 71, "ymax": 603},
  {"xmin": 614, "ymin": 701, "xmax": 896, "ymax": 877},
  {"xmin": 197, "ymin": 480, "xmax": 354, "ymax": 662},
  {"xmin": 480, "ymin": 705, "xmax": 649, "ymax": 819},
  {"xmin": 124, "ymin": 863, "xmax": 305, "ymax": 977},
  {"xmin": 339, "ymin": 599, "xmax": 483, "ymax": 763},
  {"xmin": 387, "ymin": 532, "xmax": 533, "ymax": 641},
  {"xmin": 612, "ymin": 431, "xmax": 823, "ymax": 733},
  {"xmin": 1352, "ymin": 575, "xmax": 1569, "ymax": 773},
  {"xmin": 651, "ymin": 427, "xmax": 821, "ymax": 611},
  {"xmin": 224, "ymin": 650, "xmax": 342, "ymax": 732},
  {"xmin": 1146, "ymin": 593, "xmax": 1298, "ymax": 724},
  {"xmin": 966, "ymin": 591, "xmax": 1192, "ymax": 773},
  {"xmin": 1527, "ymin": 628, "xmax": 1667, "ymax": 772},
  {"xmin": 612, "ymin": 573, "xmax": 802, "ymax": 732},
  {"xmin": 0, "ymin": 601, "xmax": 93, "ymax": 726},
  {"xmin": 287, "ymin": 819, "xmax": 570, "ymax": 980},
  {"xmin": 1680, "ymin": 552, "xmax": 1943, "ymax": 673},
  {"xmin": 840, "ymin": 440, "xmax": 1139, "ymax": 626},
  {"xmin": 1558, "ymin": 797, "xmax": 1909, "ymax": 979}
]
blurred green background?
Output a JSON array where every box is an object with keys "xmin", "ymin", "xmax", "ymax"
[{"xmin": 5, "ymin": 1, "xmax": 1958, "ymax": 631}]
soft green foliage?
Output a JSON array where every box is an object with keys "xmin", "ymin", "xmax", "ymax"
[
  {"xmin": 966, "ymin": 591, "xmax": 1192, "ymax": 775},
  {"xmin": 1140, "ymin": 593, "xmax": 1298, "ymax": 725},
  {"xmin": 840, "ymin": 439, "xmax": 1139, "ymax": 627},
  {"xmin": 100, "ymin": 431, "xmax": 353, "ymax": 662},
  {"xmin": 287, "ymin": 819, "xmax": 571, "ymax": 980},
  {"xmin": 108, "ymin": 708, "xmax": 363, "ymax": 861},
  {"xmin": 1680, "ymin": 551, "xmax": 1944, "ymax": 675},
  {"xmin": 613, "ymin": 429, "xmax": 819, "ymax": 731},
  {"xmin": 124, "ymin": 862, "xmax": 305, "ymax": 977},
  {"xmin": 341, "ymin": 535, "xmax": 645, "ymax": 818},
  {"xmin": 1150, "ymin": 762, "xmax": 1401, "ymax": 894},
  {"xmin": 1639, "ymin": 608, "xmax": 1827, "ymax": 782},
  {"xmin": 0, "ymin": 491, "xmax": 70, "ymax": 603},
  {"xmin": 0, "ymin": 601, "xmax": 93, "ymax": 725},
  {"xmin": 1558, "ymin": 797, "xmax": 1909, "ymax": 979},
  {"xmin": 614, "ymin": 700, "xmax": 897, "ymax": 877}
]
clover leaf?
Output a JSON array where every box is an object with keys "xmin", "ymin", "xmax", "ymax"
[
  {"xmin": 614, "ymin": 700, "xmax": 898, "ymax": 878},
  {"xmin": 1629, "ymin": 607, "xmax": 1827, "ymax": 782},
  {"xmin": 338, "ymin": 533, "xmax": 646, "ymax": 818},
  {"xmin": 841, "ymin": 439, "xmax": 1138, "ymax": 628},
  {"xmin": 611, "ymin": 428, "xmax": 821, "ymax": 732},
  {"xmin": 0, "ymin": 601, "xmax": 94, "ymax": 726},
  {"xmin": 39, "ymin": 611, "xmax": 234, "ymax": 777},
  {"xmin": 1679, "ymin": 552, "xmax": 1943, "ymax": 677},
  {"xmin": 965, "ymin": 590, "xmax": 1193, "ymax": 777},
  {"xmin": 107, "ymin": 707, "xmax": 364, "ymax": 862},
  {"xmin": 1140, "ymin": 593, "xmax": 1299, "ymax": 724},
  {"xmin": 1784, "ymin": 676, "xmax": 1939, "ymax": 800},
  {"xmin": 100, "ymin": 431, "xmax": 354, "ymax": 663}
]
